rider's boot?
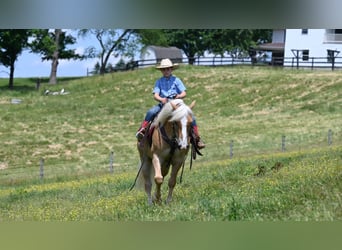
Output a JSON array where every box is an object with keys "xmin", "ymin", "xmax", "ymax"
[
  {"xmin": 193, "ymin": 125, "xmax": 205, "ymax": 149},
  {"xmin": 135, "ymin": 120, "xmax": 149, "ymax": 141}
]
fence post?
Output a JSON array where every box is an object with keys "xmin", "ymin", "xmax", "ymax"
[
  {"xmin": 40, "ymin": 158, "xmax": 44, "ymax": 179},
  {"xmin": 36, "ymin": 78, "xmax": 41, "ymax": 90},
  {"xmin": 281, "ymin": 135, "xmax": 286, "ymax": 152},
  {"xmin": 230, "ymin": 140, "xmax": 234, "ymax": 159},
  {"xmin": 328, "ymin": 129, "xmax": 333, "ymax": 146},
  {"xmin": 109, "ymin": 151, "xmax": 114, "ymax": 173}
]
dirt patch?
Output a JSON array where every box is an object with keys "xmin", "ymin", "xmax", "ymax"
[
  {"xmin": 48, "ymin": 144, "xmax": 63, "ymax": 150},
  {"xmin": 0, "ymin": 162, "xmax": 8, "ymax": 170},
  {"xmin": 205, "ymin": 83, "xmax": 221, "ymax": 92},
  {"xmin": 0, "ymin": 99, "xmax": 9, "ymax": 105},
  {"xmin": 297, "ymin": 80, "xmax": 337, "ymax": 99}
]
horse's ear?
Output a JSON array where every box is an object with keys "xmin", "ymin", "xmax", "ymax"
[{"xmin": 189, "ymin": 100, "xmax": 196, "ymax": 109}]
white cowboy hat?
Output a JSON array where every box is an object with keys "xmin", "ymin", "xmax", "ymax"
[{"xmin": 156, "ymin": 58, "xmax": 179, "ymax": 69}]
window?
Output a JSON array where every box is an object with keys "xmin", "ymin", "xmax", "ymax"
[
  {"xmin": 324, "ymin": 29, "xmax": 342, "ymax": 43},
  {"xmin": 302, "ymin": 50, "xmax": 309, "ymax": 61},
  {"xmin": 301, "ymin": 29, "xmax": 308, "ymax": 35},
  {"xmin": 327, "ymin": 50, "xmax": 334, "ymax": 63},
  {"xmin": 327, "ymin": 49, "xmax": 340, "ymax": 63}
]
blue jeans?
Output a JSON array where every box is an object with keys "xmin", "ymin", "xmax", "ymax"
[
  {"xmin": 144, "ymin": 103, "xmax": 163, "ymax": 121},
  {"xmin": 144, "ymin": 103, "xmax": 197, "ymax": 126}
]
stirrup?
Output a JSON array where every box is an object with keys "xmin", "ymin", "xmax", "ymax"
[
  {"xmin": 135, "ymin": 128, "xmax": 146, "ymax": 140},
  {"xmin": 196, "ymin": 138, "xmax": 205, "ymax": 149}
]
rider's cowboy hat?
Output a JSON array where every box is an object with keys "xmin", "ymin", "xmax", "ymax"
[{"xmin": 156, "ymin": 58, "xmax": 179, "ymax": 69}]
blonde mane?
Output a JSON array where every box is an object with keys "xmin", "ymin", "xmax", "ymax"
[{"xmin": 153, "ymin": 99, "xmax": 193, "ymax": 126}]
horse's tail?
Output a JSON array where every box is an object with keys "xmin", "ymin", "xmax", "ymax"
[{"xmin": 134, "ymin": 159, "xmax": 155, "ymax": 190}]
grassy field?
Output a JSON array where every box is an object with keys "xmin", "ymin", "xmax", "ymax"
[{"xmin": 0, "ymin": 66, "xmax": 341, "ymax": 221}]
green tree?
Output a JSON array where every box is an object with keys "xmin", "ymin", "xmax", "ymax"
[
  {"xmin": 79, "ymin": 29, "xmax": 137, "ymax": 75},
  {"xmin": 160, "ymin": 29, "xmax": 272, "ymax": 63},
  {"xmin": 163, "ymin": 29, "xmax": 209, "ymax": 64},
  {"xmin": 135, "ymin": 29, "xmax": 168, "ymax": 47},
  {"xmin": 79, "ymin": 29, "xmax": 170, "ymax": 75},
  {"xmin": 0, "ymin": 29, "xmax": 31, "ymax": 89},
  {"xmin": 206, "ymin": 29, "xmax": 272, "ymax": 57},
  {"xmin": 30, "ymin": 29, "xmax": 82, "ymax": 84}
]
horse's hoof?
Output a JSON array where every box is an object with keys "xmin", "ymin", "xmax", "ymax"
[
  {"xmin": 165, "ymin": 197, "xmax": 172, "ymax": 204},
  {"xmin": 154, "ymin": 176, "xmax": 163, "ymax": 184},
  {"xmin": 152, "ymin": 194, "xmax": 162, "ymax": 205}
]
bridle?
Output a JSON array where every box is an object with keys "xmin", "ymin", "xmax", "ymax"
[
  {"xmin": 159, "ymin": 121, "xmax": 203, "ymax": 183},
  {"xmin": 158, "ymin": 122, "xmax": 184, "ymax": 172}
]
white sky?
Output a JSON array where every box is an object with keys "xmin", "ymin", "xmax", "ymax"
[{"xmin": 0, "ymin": 30, "xmax": 129, "ymax": 78}]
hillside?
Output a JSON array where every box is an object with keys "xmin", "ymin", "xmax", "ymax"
[{"xmin": 0, "ymin": 66, "xmax": 341, "ymax": 221}]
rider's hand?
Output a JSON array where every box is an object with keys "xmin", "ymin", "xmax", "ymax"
[{"xmin": 161, "ymin": 98, "xmax": 168, "ymax": 104}]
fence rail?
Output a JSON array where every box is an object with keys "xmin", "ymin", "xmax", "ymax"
[
  {"xmin": 1, "ymin": 128, "xmax": 340, "ymax": 185},
  {"xmin": 107, "ymin": 56, "xmax": 342, "ymax": 75}
]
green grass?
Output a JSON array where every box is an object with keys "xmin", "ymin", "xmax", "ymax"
[
  {"xmin": 0, "ymin": 66, "xmax": 341, "ymax": 221},
  {"xmin": 0, "ymin": 147, "xmax": 341, "ymax": 221}
]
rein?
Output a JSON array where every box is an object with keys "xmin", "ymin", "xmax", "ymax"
[
  {"xmin": 159, "ymin": 123, "xmax": 178, "ymax": 171},
  {"xmin": 160, "ymin": 123, "xmax": 203, "ymax": 184}
]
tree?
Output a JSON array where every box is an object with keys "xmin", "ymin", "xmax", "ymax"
[
  {"xmin": 163, "ymin": 29, "xmax": 209, "ymax": 65},
  {"xmin": 79, "ymin": 29, "xmax": 138, "ymax": 75},
  {"xmin": 0, "ymin": 29, "xmax": 31, "ymax": 89},
  {"xmin": 30, "ymin": 29, "xmax": 82, "ymax": 84},
  {"xmin": 161, "ymin": 29, "xmax": 272, "ymax": 63},
  {"xmin": 206, "ymin": 29, "xmax": 272, "ymax": 57},
  {"xmin": 135, "ymin": 29, "xmax": 168, "ymax": 47}
]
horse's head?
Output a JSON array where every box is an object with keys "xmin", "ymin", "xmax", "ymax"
[
  {"xmin": 169, "ymin": 99, "xmax": 194, "ymax": 150},
  {"xmin": 154, "ymin": 99, "xmax": 195, "ymax": 150}
]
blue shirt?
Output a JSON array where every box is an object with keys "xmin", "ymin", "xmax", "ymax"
[{"xmin": 152, "ymin": 75, "xmax": 186, "ymax": 98}]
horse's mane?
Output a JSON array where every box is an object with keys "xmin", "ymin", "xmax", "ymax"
[{"xmin": 153, "ymin": 99, "xmax": 193, "ymax": 126}]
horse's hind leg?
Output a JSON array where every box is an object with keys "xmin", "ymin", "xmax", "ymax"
[
  {"xmin": 141, "ymin": 161, "xmax": 153, "ymax": 205},
  {"xmin": 145, "ymin": 181, "xmax": 153, "ymax": 205}
]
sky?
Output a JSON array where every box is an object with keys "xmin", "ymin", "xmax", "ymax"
[{"xmin": 0, "ymin": 30, "xmax": 128, "ymax": 78}]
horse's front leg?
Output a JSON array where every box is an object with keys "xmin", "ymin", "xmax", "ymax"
[
  {"xmin": 152, "ymin": 153, "xmax": 163, "ymax": 203},
  {"xmin": 166, "ymin": 163, "xmax": 182, "ymax": 204}
]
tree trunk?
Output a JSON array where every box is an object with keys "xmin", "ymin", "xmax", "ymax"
[
  {"xmin": 49, "ymin": 29, "xmax": 61, "ymax": 84},
  {"xmin": 8, "ymin": 61, "xmax": 15, "ymax": 89},
  {"xmin": 188, "ymin": 57, "xmax": 196, "ymax": 65},
  {"xmin": 49, "ymin": 56, "xmax": 59, "ymax": 84},
  {"xmin": 99, "ymin": 63, "xmax": 106, "ymax": 75}
]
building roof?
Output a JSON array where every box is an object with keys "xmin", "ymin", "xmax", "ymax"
[{"xmin": 147, "ymin": 45, "xmax": 183, "ymax": 63}]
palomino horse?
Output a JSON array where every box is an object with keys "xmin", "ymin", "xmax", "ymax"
[{"xmin": 136, "ymin": 99, "xmax": 196, "ymax": 205}]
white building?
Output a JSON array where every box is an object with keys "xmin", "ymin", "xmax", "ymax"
[
  {"xmin": 255, "ymin": 29, "xmax": 342, "ymax": 68},
  {"xmin": 284, "ymin": 29, "xmax": 342, "ymax": 68}
]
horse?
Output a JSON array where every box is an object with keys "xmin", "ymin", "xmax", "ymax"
[{"xmin": 135, "ymin": 99, "xmax": 197, "ymax": 205}]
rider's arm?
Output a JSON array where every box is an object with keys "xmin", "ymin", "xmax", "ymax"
[
  {"xmin": 154, "ymin": 92, "xmax": 168, "ymax": 104},
  {"xmin": 175, "ymin": 91, "xmax": 186, "ymax": 99}
]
